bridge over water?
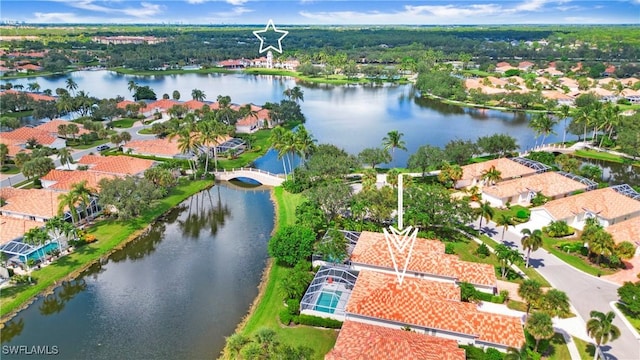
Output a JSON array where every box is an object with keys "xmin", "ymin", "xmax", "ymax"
[{"xmin": 213, "ymin": 167, "xmax": 285, "ymax": 186}]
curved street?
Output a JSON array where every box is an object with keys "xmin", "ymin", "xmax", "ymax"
[{"xmin": 481, "ymin": 219, "xmax": 639, "ymax": 360}]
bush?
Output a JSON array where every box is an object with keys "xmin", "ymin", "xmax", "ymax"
[
  {"xmin": 543, "ymin": 220, "xmax": 575, "ymax": 237},
  {"xmin": 476, "ymin": 243, "xmax": 491, "ymax": 258},
  {"xmin": 10, "ymin": 274, "xmax": 36, "ymax": 285},
  {"xmin": 444, "ymin": 242, "xmax": 455, "ymax": 255},
  {"xmin": 286, "ymin": 299, "xmax": 300, "ymax": 316},
  {"xmin": 279, "ymin": 309, "xmax": 293, "ymax": 325},
  {"xmin": 294, "ymin": 314, "xmax": 343, "ymax": 329},
  {"xmin": 460, "ymin": 345, "xmax": 505, "ymax": 360},
  {"xmin": 516, "ymin": 209, "xmax": 530, "ymax": 220},
  {"xmin": 268, "ymin": 225, "xmax": 316, "ymax": 267},
  {"xmin": 615, "ymin": 241, "xmax": 637, "ymax": 260},
  {"xmin": 557, "ymin": 241, "xmax": 585, "ymax": 254}
]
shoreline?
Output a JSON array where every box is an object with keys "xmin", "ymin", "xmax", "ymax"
[{"xmin": 0, "ymin": 179, "xmax": 214, "ymax": 324}]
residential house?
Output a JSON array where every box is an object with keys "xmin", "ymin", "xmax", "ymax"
[
  {"xmin": 35, "ymin": 119, "xmax": 91, "ymax": 138},
  {"xmin": 325, "ymin": 320, "xmax": 466, "ymax": 360},
  {"xmin": 542, "ymin": 90, "xmax": 575, "ymax": 106},
  {"xmin": 518, "ymin": 61, "xmax": 535, "ymax": 71},
  {"xmin": 41, "ymin": 169, "xmax": 115, "ymax": 192},
  {"xmin": 0, "ymin": 215, "xmax": 42, "ymax": 245},
  {"xmin": 481, "ymin": 171, "xmax": 594, "ymax": 207},
  {"xmin": 590, "ymin": 88, "xmax": 618, "ymax": 103},
  {"xmin": 349, "ymin": 231, "xmax": 497, "ymax": 293},
  {"xmin": 605, "ymin": 219, "xmax": 640, "ymax": 256},
  {"xmin": 528, "ymin": 185, "xmax": 640, "ymax": 231},
  {"xmin": 620, "ymin": 89, "xmax": 640, "ymax": 104},
  {"xmin": 76, "ymin": 155, "xmax": 155, "ymax": 176},
  {"xmin": 1, "ymin": 126, "xmax": 66, "ymax": 150},
  {"xmin": 0, "ymin": 188, "xmax": 69, "ymax": 222},
  {"xmin": 141, "ymin": 99, "xmax": 180, "ymax": 118},
  {"xmin": 123, "ymin": 138, "xmax": 186, "ymax": 159},
  {"xmin": 344, "ymin": 270, "xmax": 525, "ymax": 351},
  {"xmin": 457, "ymin": 158, "xmax": 538, "ymax": 188}
]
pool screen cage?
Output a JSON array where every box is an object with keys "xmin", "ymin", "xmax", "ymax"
[
  {"xmin": 300, "ymin": 266, "xmax": 358, "ymax": 314},
  {"xmin": 312, "ymin": 230, "xmax": 361, "ymax": 264},
  {"xmin": 512, "ymin": 157, "xmax": 551, "ymax": 173}
]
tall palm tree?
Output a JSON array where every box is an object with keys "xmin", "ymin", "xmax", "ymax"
[
  {"xmin": 27, "ymin": 82, "xmax": 40, "ymax": 93},
  {"xmin": 477, "ymin": 201, "xmax": 494, "ymax": 229},
  {"xmin": 57, "ymin": 147, "xmax": 74, "ymax": 170},
  {"xmin": 495, "ymin": 214, "xmax": 512, "ymax": 241},
  {"xmin": 197, "ymin": 120, "xmax": 228, "ymax": 172},
  {"xmin": 174, "ymin": 129, "xmax": 199, "ymax": 178},
  {"xmin": 525, "ymin": 312, "xmax": 554, "ymax": 352},
  {"xmin": 269, "ymin": 126, "xmax": 290, "ymax": 176},
  {"xmin": 382, "ymin": 130, "xmax": 407, "ymax": 160},
  {"xmin": 559, "ymin": 104, "xmax": 571, "ymax": 145},
  {"xmin": 70, "ymin": 181, "xmax": 95, "ymax": 220},
  {"xmin": 586, "ymin": 310, "xmax": 620, "ymax": 360},
  {"xmin": 518, "ymin": 279, "xmax": 542, "ymax": 316},
  {"xmin": 293, "ymin": 125, "xmax": 316, "ymax": 163},
  {"xmin": 529, "ymin": 113, "xmax": 557, "ymax": 146},
  {"xmin": 521, "ymin": 228, "xmax": 543, "ymax": 267},
  {"xmin": 481, "ymin": 165, "xmax": 502, "ymax": 185},
  {"xmin": 572, "ymin": 107, "xmax": 591, "ymax": 142},
  {"xmin": 65, "ymin": 78, "xmax": 78, "ymax": 96},
  {"xmin": 191, "ymin": 89, "xmax": 206, "ymax": 101},
  {"xmin": 127, "ymin": 80, "xmax": 137, "ymax": 94},
  {"xmin": 290, "ymin": 86, "xmax": 304, "ymax": 104}
]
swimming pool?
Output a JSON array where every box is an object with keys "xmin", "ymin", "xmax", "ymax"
[
  {"xmin": 314, "ymin": 290, "xmax": 342, "ymax": 314},
  {"xmin": 26, "ymin": 242, "xmax": 59, "ymax": 262}
]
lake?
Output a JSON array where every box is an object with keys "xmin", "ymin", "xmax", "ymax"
[
  {"xmin": 1, "ymin": 185, "xmax": 274, "ymax": 359},
  {"xmin": 2, "ymin": 71, "xmax": 573, "ymax": 168}
]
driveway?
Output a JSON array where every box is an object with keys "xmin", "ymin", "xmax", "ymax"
[{"xmin": 482, "ymin": 219, "xmax": 640, "ymax": 360}]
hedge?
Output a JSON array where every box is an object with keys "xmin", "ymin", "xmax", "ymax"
[{"xmin": 293, "ymin": 314, "xmax": 343, "ymax": 329}]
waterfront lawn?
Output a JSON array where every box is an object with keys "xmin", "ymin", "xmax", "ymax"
[
  {"xmin": 0, "ymin": 179, "xmax": 212, "ymax": 319},
  {"xmin": 110, "ymin": 118, "xmax": 137, "ymax": 128},
  {"xmin": 573, "ymin": 149, "xmax": 640, "ymax": 166},
  {"xmin": 542, "ymin": 236, "xmax": 614, "ymax": 277},
  {"xmin": 237, "ymin": 187, "xmax": 337, "ymax": 359}
]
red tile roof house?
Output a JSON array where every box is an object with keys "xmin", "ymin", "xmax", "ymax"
[
  {"xmin": 343, "ymin": 270, "xmax": 525, "ymax": 352},
  {"xmin": 605, "ymin": 219, "xmax": 640, "ymax": 256},
  {"xmin": 527, "ymin": 185, "xmax": 640, "ymax": 231},
  {"xmin": 76, "ymin": 155, "xmax": 155, "ymax": 176},
  {"xmin": 325, "ymin": 320, "xmax": 466, "ymax": 360},
  {"xmin": 235, "ymin": 107, "xmax": 271, "ymax": 133},
  {"xmin": 457, "ymin": 158, "xmax": 538, "ymax": 188},
  {"xmin": 141, "ymin": 99, "xmax": 180, "ymax": 118},
  {"xmin": 0, "ymin": 188, "xmax": 68, "ymax": 222},
  {"xmin": 35, "ymin": 119, "xmax": 91, "ymax": 138},
  {"xmin": 122, "ymin": 137, "xmax": 187, "ymax": 159},
  {"xmin": 0, "ymin": 215, "xmax": 43, "ymax": 246},
  {"xmin": 349, "ymin": 231, "xmax": 497, "ymax": 293},
  {"xmin": 1, "ymin": 127, "xmax": 67, "ymax": 150},
  {"xmin": 40, "ymin": 169, "xmax": 115, "ymax": 192},
  {"xmin": 481, "ymin": 171, "xmax": 594, "ymax": 208}
]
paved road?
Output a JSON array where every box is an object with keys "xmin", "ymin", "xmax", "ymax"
[{"xmin": 482, "ymin": 220, "xmax": 640, "ymax": 360}]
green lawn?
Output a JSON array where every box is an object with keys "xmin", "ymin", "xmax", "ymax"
[
  {"xmin": 137, "ymin": 128, "xmax": 155, "ymax": 135},
  {"xmin": 0, "ymin": 179, "xmax": 213, "ymax": 319},
  {"xmin": 110, "ymin": 118, "xmax": 138, "ymax": 128},
  {"xmin": 0, "ymin": 164, "xmax": 21, "ymax": 175},
  {"xmin": 616, "ymin": 303, "xmax": 640, "ymax": 332},
  {"xmin": 573, "ymin": 149, "xmax": 640, "ymax": 166},
  {"xmin": 542, "ymin": 236, "xmax": 614, "ymax": 277},
  {"xmin": 572, "ymin": 336, "xmax": 595, "ymax": 360},
  {"xmin": 2, "ymin": 110, "xmax": 32, "ymax": 118},
  {"xmin": 492, "ymin": 205, "xmax": 530, "ymax": 222},
  {"xmin": 546, "ymin": 333, "xmax": 572, "ymax": 360},
  {"xmin": 68, "ymin": 138, "xmax": 110, "ymax": 150},
  {"xmin": 233, "ymin": 187, "xmax": 337, "ymax": 360}
]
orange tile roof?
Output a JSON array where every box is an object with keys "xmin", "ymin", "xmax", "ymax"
[
  {"xmin": 183, "ymin": 99, "xmax": 207, "ymax": 110},
  {"xmin": 542, "ymin": 90, "xmax": 574, "ymax": 101},
  {"xmin": 1, "ymin": 127, "xmax": 59, "ymax": 146},
  {"xmin": 76, "ymin": 155, "xmax": 155, "ymax": 175},
  {"xmin": 537, "ymin": 188, "xmax": 640, "ymax": 221},
  {"xmin": 35, "ymin": 119, "xmax": 90, "ymax": 136},
  {"xmin": 325, "ymin": 320, "xmax": 465, "ymax": 360},
  {"xmin": 116, "ymin": 100, "xmax": 136, "ymax": 109},
  {"xmin": 461, "ymin": 158, "xmax": 537, "ymax": 183},
  {"xmin": 123, "ymin": 138, "xmax": 183, "ymax": 157},
  {"xmin": 49, "ymin": 171, "xmax": 114, "ymax": 192},
  {"xmin": 0, "ymin": 188, "xmax": 68, "ymax": 219},
  {"xmin": 483, "ymin": 172, "xmax": 589, "ymax": 200},
  {"xmin": 143, "ymin": 99, "xmax": 179, "ymax": 113},
  {"xmin": 0, "ymin": 215, "xmax": 43, "ymax": 245},
  {"xmin": 0, "ymin": 138, "xmax": 28, "ymax": 157},
  {"xmin": 606, "ymin": 219, "xmax": 640, "ymax": 246},
  {"xmin": 351, "ymin": 231, "xmax": 496, "ymax": 287},
  {"xmin": 346, "ymin": 271, "xmax": 524, "ymax": 348}
]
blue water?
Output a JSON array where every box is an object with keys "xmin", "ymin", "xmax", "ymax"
[
  {"xmin": 314, "ymin": 291, "xmax": 342, "ymax": 314},
  {"xmin": 26, "ymin": 242, "xmax": 59, "ymax": 262}
]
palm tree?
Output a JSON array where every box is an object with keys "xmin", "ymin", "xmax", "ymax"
[
  {"xmin": 269, "ymin": 126, "xmax": 290, "ymax": 176},
  {"xmin": 362, "ymin": 169, "xmax": 377, "ymax": 193},
  {"xmin": 56, "ymin": 94, "xmax": 75, "ymax": 117},
  {"xmin": 559, "ymin": 104, "xmax": 571, "ymax": 145},
  {"xmin": 587, "ymin": 229, "xmax": 615, "ymax": 265},
  {"xmin": 0, "ymin": 143, "xmax": 8, "ymax": 168},
  {"xmin": 504, "ymin": 345, "xmax": 534, "ymax": 360},
  {"xmin": 586, "ymin": 310, "xmax": 621, "ymax": 360},
  {"xmin": 45, "ymin": 215, "xmax": 74, "ymax": 249},
  {"xmin": 529, "ymin": 113, "xmax": 557, "ymax": 146},
  {"xmin": 293, "ymin": 125, "xmax": 316, "ymax": 163},
  {"xmin": 518, "ymin": 279, "xmax": 542, "ymax": 316},
  {"xmin": 481, "ymin": 165, "xmax": 502, "ymax": 185},
  {"xmin": 540, "ymin": 289, "xmax": 571, "ymax": 318},
  {"xmin": 525, "ymin": 312, "xmax": 554, "ymax": 352},
  {"xmin": 174, "ymin": 129, "xmax": 199, "ymax": 177},
  {"xmin": 382, "ymin": 130, "xmax": 407, "ymax": 160},
  {"xmin": 66, "ymin": 123, "xmax": 80, "ymax": 141},
  {"xmin": 191, "ymin": 89, "xmax": 206, "ymax": 101},
  {"xmin": 477, "ymin": 201, "xmax": 494, "ymax": 229},
  {"xmin": 197, "ymin": 120, "xmax": 228, "ymax": 172},
  {"xmin": 57, "ymin": 147, "xmax": 74, "ymax": 170},
  {"xmin": 290, "ymin": 86, "xmax": 304, "ymax": 104},
  {"xmin": 572, "ymin": 107, "xmax": 591, "ymax": 142},
  {"xmin": 27, "ymin": 82, "xmax": 40, "ymax": 93},
  {"xmin": 70, "ymin": 181, "xmax": 94, "ymax": 220},
  {"xmin": 521, "ymin": 228, "xmax": 543, "ymax": 267},
  {"xmin": 496, "ymin": 214, "xmax": 512, "ymax": 241},
  {"xmin": 127, "ymin": 80, "xmax": 137, "ymax": 94},
  {"xmin": 65, "ymin": 78, "xmax": 78, "ymax": 96}
]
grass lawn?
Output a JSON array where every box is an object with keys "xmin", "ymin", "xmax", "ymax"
[
  {"xmin": 616, "ymin": 303, "xmax": 640, "ymax": 332},
  {"xmin": 137, "ymin": 128, "xmax": 155, "ymax": 135},
  {"xmin": 546, "ymin": 333, "xmax": 572, "ymax": 360},
  {"xmin": 0, "ymin": 164, "xmax": 21, "ymax": 175},
  {"xmin": 69, "ymin": 138, "xmax": 110, "ymax": 150},
  {"xmin": 0, "ymin": 179, "xmax": 212, "ymax": 319},
  {"xmin": 110, "ymin": 118, "xmax": 138, "ymax": 128},
  {"xmin": 572, "ymin": 336, "xmax": 595, "ymax": 360},
  {"xmin": 234, "ymin": 187, "xmax": 337, "ymax": 359},
  {"xmin": 573, "ymin": 149, "xmax": 640, "ymax": 166},
  {"xmin": 492, "ymin": 205, "xmax": 530, "ymax": 222},
  {"xmin": 542, "ymin": 236, "xmax": 614, "ymax": 277},
  {"xmin": 2, "ymin": 110, "xmax": 32, "ymax": 118}
]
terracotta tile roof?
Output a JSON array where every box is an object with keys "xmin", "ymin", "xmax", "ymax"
[
  {"xmin": 346, "ymin": 271, "xmax": 524, "ymax": 348},
  {"xmin": 183, "ymin": 99, "xmax": 207, "ymax": 110},
  {"xmin": 351, "ymin": 231, "xmax": 496, "ymax": 287},
  {"xmin": 606, "ymin": 219, "xmax": 640, "ymax": 246},
  {"xmin": 143, "ymin": 99, "xmax": 179, "ymax": 113},
  {"xmin": 518, "ymin": 61, "xmax": 535, "ymax": 69},
  {"xmin": 620, "ymin": 77, "xmax": 639, "ymax": 86},
  {"xmin": 496, "ymin": 62, "xmax": 511, "ymax": 67},
  {"xmin": 537, "ymin": 188, "xmax": 640, "ymax": 221},
  {"xmin": 116, "ymin": 100, "xmax": 136, "ymax": 109},
  {"xmin": 123, "ymin": 138, "xmax": 183, "ymax": 157},
  {"xmin": 590, "ymin": 88, "xmax": 615, "ymax": 97},
  {"xmin": 325, "ymin": 320, "xmax": 465, "ymax": 360},
  {"xmin": 461, "ymin": 158, "xmax": 537, "ymax": 183},
  {"xmin": 47, "ymin": 171, "xmax": 114, "ymax": 192},
  {"xmin": 483, "ymin": 172, "xmax": 589, "ymax": 200},
  {"xmin": 35, "ymin": 119, "xmax": 90, "ymax": 136},
  {"xmin": 542, "ymin": 90, "xmax": 574, "ymax": 101},
  {"xmin": 0, "ymin": 188, "xmax": 67, "ymax": 219},
  {"xmin": 1, "ymin": 127, "xmax": 58, "ymax": 146},
  {"xmin": 0, "ymin": 215, "xmax": 43, "ymax": 245},
  {"xmin": 76, "ymin": 155, "xmax": 155, "ymax": 176},
  {"xmin": 0, "ymin": 138, "xmax": 28, "ymax": 157}
]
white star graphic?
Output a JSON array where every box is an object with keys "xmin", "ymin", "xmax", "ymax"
[{"xmin": 253, "ymin": 19, "xmax": 288, "ymax": 54}]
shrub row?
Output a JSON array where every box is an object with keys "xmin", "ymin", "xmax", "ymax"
[
  {"xmin": 475, "ymin": 291, "xmax": 506, "ymax": 304},
  {"xmin": 278, "ymin": 311, "xmax": 343, "ymax": 329}
]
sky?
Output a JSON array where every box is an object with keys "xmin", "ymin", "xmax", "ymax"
[{"xmin": 0, "ymin": 0, "xmax": 639, "ymax": 25}]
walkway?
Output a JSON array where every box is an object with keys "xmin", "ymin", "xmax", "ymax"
[
  {"xmin": 213, "ymin": 167, "xmax": 285, "ymax": 186},
  {"xmin": 481, "ymin": 219, "xmax": 640, "ymax": 360}
]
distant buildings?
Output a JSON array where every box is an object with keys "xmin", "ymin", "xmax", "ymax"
[{"xmin": 91, "ymin": 36, "xmax": 166, "ymax": 45}]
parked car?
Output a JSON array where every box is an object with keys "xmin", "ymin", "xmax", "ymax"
[{"xmin": 96, "ymin": 144, "xmax": 110, "ymax": 151}]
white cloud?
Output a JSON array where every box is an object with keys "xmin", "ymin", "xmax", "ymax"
[
  {"xmin": 226, "ymin": 0, "xmax": 248, "ymax": 5},
  {"xmin": 515, "ymin": 0, "xmax": 552, "ymax": 12},
  {"xmin": 122, "ymin": 2, "xmax": 164, "ymax": 18},
  {"xmin": 213, "ymin": 6, "xmax": 253, "ymax": 18},
  {"xmin": 50, "ymin": 0, "xmax": 163, "ymax": 18},
  {"xmin": 186, "ymin": 0, "xmax": 208, "ymax": 4}
]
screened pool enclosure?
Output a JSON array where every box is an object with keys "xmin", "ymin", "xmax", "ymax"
[{"xmin": 300, "ymin": 266, "xmax": 358, "ymax": 321}]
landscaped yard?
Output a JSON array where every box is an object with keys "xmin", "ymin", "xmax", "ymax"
[
  {"xmin": 572, "ymin": 336, "xmax": 595, "ymax": 360},
  {"xmin": 110, "ymin": 118, "xmax": 138, "ymax": 128},
  {"xmin": 573, "ymin": 149, "xmax": 640, "ymax": 166},
  {"xmin": 0, "ymin": 179, "xmax": 213, "ymax": 318},
  {"xmin": 616, "ymin": 303, "xmax": 640, "ymax": 332},
  {"xmin": 0, "ymin": 164, "xmax": 21, "ymax": 175},
  {"xmin": 235, "ymin": 187, "xmax": 338, "ymax": 360},
  {"xmin": 546, "ymin": 333, "xmax": 572, "ymax": 360},
  {"xmin": 492, "ymin": 205, "xmax": 530, "ymax": 223},
  {"xmin": 542, "ymin": 236, "xmax": 615, "ymax": 277}
]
